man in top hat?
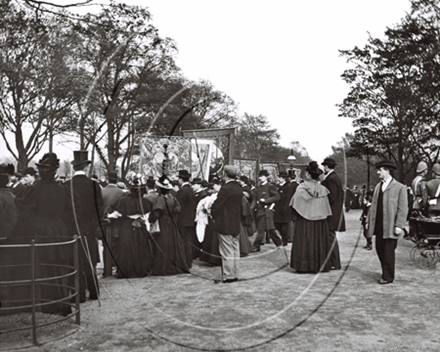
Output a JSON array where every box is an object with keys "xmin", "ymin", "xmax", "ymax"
[
  {"xmin": 64, "ymin": 150, "xmax": 103, "ymax": 301},
  {"xmin": 321, "ymin": 157, "xmax": 345, "ymax": 270},
  {"xmin": 274, "ymin": 170, "xmax": 296, "ymax": 246},
  {"xmin": 176, "ymin": 169, "xmax": 196, "ymax": 269},
  {"xmin": 0, "ymin": 164, "xmax": 17, "ymax": 239},
  {"xmin": 426, "ymin": 163, "xmax": 440, "ymax": 217},
  {"xmin": 211, "ymin": 165, "xmax": 243, "ymax": 282},
  {"xmin": 367, "ymin": 159, "xmax": 408, "ymax": 284},
  {"xmin": 251, "ymin": 169, "xmax": 283, "ymax": 252}
]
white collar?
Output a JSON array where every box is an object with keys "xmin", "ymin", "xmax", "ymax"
[
  {"xmin": 382, "ymin": 177, "xmax": 393, "ymax": 191},
  {"xmin": 324, "ymin": 169, "xmax": 334, "ymax": 179},
  {"xmin": 74, "ymin": 171, "xmax": 86, "ymax": 176}
]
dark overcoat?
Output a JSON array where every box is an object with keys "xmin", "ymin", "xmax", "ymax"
[
  {"xmin": 274, "ymin": 181, "xmax": 295, "ymax": 224},
  {"xmin": 211, "ymin": 180, "xmax": 242, "ymax": 235},
  {"xmin": 176, "ymin": 183, "xmax": 196, "ymax": 227},
  {"xmin": 321, "ymin": 171, "xmax": 346, "ymax": 232}
]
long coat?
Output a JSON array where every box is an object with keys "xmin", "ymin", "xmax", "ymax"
[
  {"xmin": 211, "ymin": 180, "xmax": 242, "ymax": 235},
  {"xmin": 367, "ymin": 179, "xmax": 408, "ymax": 239},
  {"xmin": 176, "ymin": 183, "xmax": 196, "ymax": 227},
  {"xmin": 321, "ymin": 171, "xmax": 346, "ymax": 232}
]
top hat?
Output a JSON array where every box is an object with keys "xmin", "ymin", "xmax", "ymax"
[
  {"xmin": 278, "ymin": 170, "xmax": 289, "ymax": 178},
  {"xmin": 71, "ymin": 150, "xmax": 91, "ymax": 166},
  {"xmin": 322, "ymin": 157, "xmax": 337, "ymax": 168},
  {"xmin": 258, "ymin": 169, "xmax": 270, "ymax": 177},
  {"xmin": 107, "ymin": 171, "xmax": 118, "ymax": 181},
  {"xmin": 23, "ymin": 167, "xmax": 37, "ymax": 176},
  {"xmin": 0, "ymin": 163, "xmax": 15, "ymax": 176},
  {"xmin": 192, "ymin": 177, "xmax": 203, "ymax": 184},
  {"xmin": 375, "ymin": 159, "xmax": 397, "ymax": 170},
  {"xmin": 36, "ymin": 153, "xmax": 60, "ymax": 168},
  {"xmin": 178, "ymin": 169, "xmax": 190, "ymax": 179}
]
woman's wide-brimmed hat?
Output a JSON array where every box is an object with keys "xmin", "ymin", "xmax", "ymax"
[
  {"xmin": 125, "ymin": 171, "xmax": 147, "ymax": 188},
  {"xmin": 156, "ymin": 175, "xmax": 173, "ymax": 190},
  {"xmin": 36, "ymin": 153, "xmax": 60, "ymax": 168},
  {"xmin": 375, "ymin": 159, "xmax": 397, "ymax": 170},
  {"xmin": 71, "ymin": 150, "xmax": 91, "ymax": 166}
]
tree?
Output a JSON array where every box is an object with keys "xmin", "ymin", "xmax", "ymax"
[
  {"xmin": 338, "ymin": 0, "xmax": 440, "ymax": 183},
  {"xmin": 0, "ymin": 2, "xmax": 80, "ymax": 170},
  {"xmin": 71, "ymin": 1, "xmax": 180, "ymax": 175},
  {"xmin": 234, "ymin": 113, "xmax": 281, "ymax": 161}
]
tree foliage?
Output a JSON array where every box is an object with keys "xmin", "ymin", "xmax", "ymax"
[{"xmin": 338, "ymin": 0, "xmax": 440, "ymax": 183}]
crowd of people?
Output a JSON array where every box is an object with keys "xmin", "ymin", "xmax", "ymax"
[{"xmin": 7, "ymin": 148, "xmax": 437, "ymax": 315}]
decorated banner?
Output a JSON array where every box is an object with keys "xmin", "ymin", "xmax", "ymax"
[{"xmin": 234, "ymin": 158, "xmax": 257, "ymax": 181}]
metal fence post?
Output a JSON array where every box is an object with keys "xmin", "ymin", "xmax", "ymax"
[{"xmin": 30, "ymin": 239, "xmax": 38, "ymax": 346}]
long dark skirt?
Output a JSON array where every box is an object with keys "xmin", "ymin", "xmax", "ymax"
[
  {"xmin": 290, "ymin": 215, "xmax": 333, "ymax": 273},
  {"xmin": 200, "ymin": 220, "xmax": 221, "ymax": 266},
  {"xmin": 152, "ymin": 215, "xmax": 189, "ymax": 275},
  {"xmin": 115, "ymin": 217, "xmax": 153, "ymax": 278}
]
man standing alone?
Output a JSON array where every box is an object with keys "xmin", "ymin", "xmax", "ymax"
[
  {"xmin": 211, "ymin": 165, "xmax": 242, "ymax": 283},
  {"xmin": 321, "ymin": 157, "xmax": 345, "ymax": 270},
  {"xmin": 367, "ymin": 160, "xmax": 408, "ymax": 284}
]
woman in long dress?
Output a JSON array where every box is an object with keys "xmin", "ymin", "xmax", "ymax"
[
  {"xmin": 108, "ymin": 172, "xmax": 153, "ymax": 278},
  {"xmin": 238, "ymin": 176, "xmax": 255, "ymax": 256},
  {"xmin": 149, "ymin": 175, "xmax": 189, "ymax": 275},
  {"xmin": 290, "ymin": 161, "xmax": 333, "ymax": 273},
  {"xmin": 199, "ymin": 179, "xmax": 222, "ymax": 266}
]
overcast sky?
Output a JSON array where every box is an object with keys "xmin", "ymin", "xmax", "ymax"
[{"xmin": 0, "ymin": 0, "xmax": 412, "ymax": 164}]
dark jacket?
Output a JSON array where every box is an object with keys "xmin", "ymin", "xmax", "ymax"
[
  {"xmin": 321, "ymin": 171, "xmax": 346, "ymax": 232},
  {"xmin": 274, "ymin": 181, "xmax": 295, "ymax": 223},
  {"xmin": 176, "ymin": 183, "xmax": 196, "ymax": 227},
  {"xmin": 64, "ymin": 174, "xmax": 104, "ymax": 235},
  {"xmin": 211, "ymin": 180, "xmax": 242, "ymax": 235},
  {"xmin": 0, "ymin": 188, "xmax": 16, "ymax": 238}
]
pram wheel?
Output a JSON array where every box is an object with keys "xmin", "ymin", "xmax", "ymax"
[{"xmin": 410, "ymin": 242, "xmax": 438, "ymax": 268}]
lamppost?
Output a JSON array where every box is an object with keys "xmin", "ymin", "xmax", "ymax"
[{"xmin": 287, "ymin": 149, "xmax": 296, "ymax": 178}]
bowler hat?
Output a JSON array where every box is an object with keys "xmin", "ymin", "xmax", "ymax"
[
  {"xmin": 192, "ymin": 177, "xmax": 203, "ymax": 184},
  {"xmin": 258, "ymin": 169, "xmax": 269, "ymax": 177},
  {"xmin": 23, "ymin": 167, "xmax": 37, "ymax": 176},
  {"xmin": 107, "ymin": 171, "xmax": 118, "ymax": 181},
  {"xmin": 375, "ymin": 159, "xmax": 397, "ymax": 170},
  {"xmin": 416, "ymin": 161, "xmax": 428, "ymax": 173},
  {"xmin": 0, "ymin": 163, "xmax": 15, "ymax": 175},
  {"xmin": 146, "ymin": 176, "xmax": 156, "ymax": 187},
  {"xmin": 278, "ymin": 170, "xmax": 289, "ymax": 178},
  {"xmin": 433, "ymin": 163, "xmax": 440, "ymax": 176},
  {"xmin": 322, "ymin": 157, "xmax": 337, "ymax": 167},
  {"xmin": 71, "ymin": 150, "xmax": 91, "ymax": 166},
  {"xmin": 36, "ymin": 153, "xmax": 60, "ymax": 168},
  {"xmin": 178, "ymin": 169, "xmax": 190, "ymax": 179},
  {"xmin": 224, "ymin": 165, "xmax": 238, "ymax": 177}
]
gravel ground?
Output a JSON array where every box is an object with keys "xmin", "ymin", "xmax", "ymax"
[{"xmin": 1, "ymin": 209, "xmax": 439, "ymax": 352}]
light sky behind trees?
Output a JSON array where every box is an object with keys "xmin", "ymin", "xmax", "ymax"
[{"xmin": 0, "ymin": 0, "xmax": 412, "ymax": 164}]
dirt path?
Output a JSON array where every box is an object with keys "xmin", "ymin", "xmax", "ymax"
[{"xmin": 2, "ymin": 209, "xmax": 439, "ymax": 352}]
